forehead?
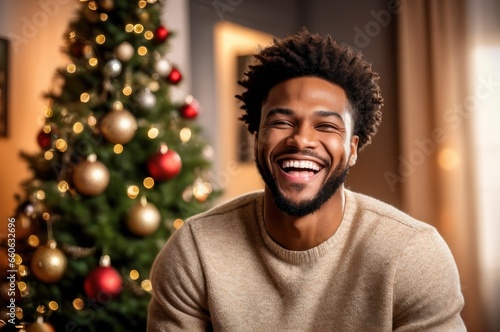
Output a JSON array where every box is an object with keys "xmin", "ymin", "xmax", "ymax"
[{"xmin": 263, "ymin": 76, "xmax": 349, "ymax": 113}]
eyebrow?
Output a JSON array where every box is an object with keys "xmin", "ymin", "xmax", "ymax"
[{"xmin": 266, "ymin": 108, "xmax": 345, "ymax": 123}]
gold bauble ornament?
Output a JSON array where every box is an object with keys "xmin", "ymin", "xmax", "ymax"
[
  {"xmin": 127, "ymin": 198, "xmax": 161, "ymax": 237},
  {"xmin": 30, "ymin": 240, "xmax": 67, "ymax": 283},
  {"xmin": 26, "ymin": 322, "xmax": 55, "ymax": 332},
  {"xmin": 73, "ymin": 155, "xmax": 110, "ymax": 196},
  {"xmin": 100, "ymin": 108, "xmax": 137, "ymax": 144},
  {"xmin": 26, "ymin": 317, "xmax": 55, "ymax": 332}
]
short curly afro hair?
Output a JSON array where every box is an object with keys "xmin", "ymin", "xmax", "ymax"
[{"xmin": 236, "ymin": 29, "xmax": 383, "ymax": 152}]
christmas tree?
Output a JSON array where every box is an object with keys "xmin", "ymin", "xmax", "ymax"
[{"xmin": 0, "ymin": 0, "xmax": 217, "ymax": 331}]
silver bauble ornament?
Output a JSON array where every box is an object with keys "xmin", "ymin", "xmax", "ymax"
[
  {"xmin": 154, "ymin": 58, "xmax": 172, "ymax": 76},
  {"xmin": 136, "ymin": 89, "xmax": 157, "ymax": 110},
  {"xmin": 103, "ymin": 58, "xmax": 122, "ymax": 77}
]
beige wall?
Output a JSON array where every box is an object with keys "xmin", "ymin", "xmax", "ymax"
[
  {"xmin": 0, "ymin": 0, "xmax": 78, "ymax": 226},
  {"xmin": 0, "ymin": 0, "xmax": 190, "ymax": 227}
]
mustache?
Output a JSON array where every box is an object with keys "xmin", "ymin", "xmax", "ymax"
[{"xmin": 274, "ymin": 148, "xmax": 330, "ymax": 167}]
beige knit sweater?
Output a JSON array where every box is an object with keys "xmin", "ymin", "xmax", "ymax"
[{"xmin": 148, "ymin": 190, "xmax": 465, "ymax": 331}]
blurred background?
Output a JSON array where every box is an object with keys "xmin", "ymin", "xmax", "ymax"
[{"xmin": 0, "ymin": 0, "xmax": 498, "ymax": 331}]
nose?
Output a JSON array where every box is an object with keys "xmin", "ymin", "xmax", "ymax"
[{"xmin": 285, "ymin": 124, "xmax": 318, "ymax": 150}]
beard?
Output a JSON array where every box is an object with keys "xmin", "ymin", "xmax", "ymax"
[{"xmin": 255, "ymin": 152, "xmax": 350, "ymax": 217}]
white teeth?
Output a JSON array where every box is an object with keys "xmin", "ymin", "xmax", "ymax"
[{"xmin": 281, "ymin": 160, "xmax": 321, "ymax": 171}]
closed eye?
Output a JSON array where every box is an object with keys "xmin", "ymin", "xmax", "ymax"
[
  {"xmin": 269, "ymin": 120, "xmax": 293, "ymax": 129},
  {"xmin": 315, "ymin": 122, "xmax": 343, "ymax": 132}
]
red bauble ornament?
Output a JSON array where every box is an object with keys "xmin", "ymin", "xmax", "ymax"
[
  {"xmin": 37, "ymin": 129, "xmax": 52, "ymax": 150},
  {"xmin": 180, "ymin": 99, "xmax": 200, "ymax": 119},
  {"xmin": 84, "ymin": 266, "xmax": 122, "ymax": 302},
  {"xmin": 167, "ymin": 67, "xmax": 182, "ymax": 84},
  {"xmin": 154, "ymin": 26, "xmax": 169, "ymax": 42},
  {"xmin": 148, "ymin": 148, "xmax": 182, "ymax": 181}
]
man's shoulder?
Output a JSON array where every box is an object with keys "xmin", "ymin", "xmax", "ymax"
[
  {"xmin": 347, "ymin": 190, "xmax": 434, "ymax": 232},
  {"xmin": 186, "ymin": 190, "xmax": 263, "ymax": 226}
]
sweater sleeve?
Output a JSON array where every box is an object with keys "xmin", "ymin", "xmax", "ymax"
[
  {"xmin": 393, "ymin": 227, "xmax": 466, "ymax": 331},
  {"xmin": 147, "ymin": 223, "xmax": 212, "ymax": 332}
]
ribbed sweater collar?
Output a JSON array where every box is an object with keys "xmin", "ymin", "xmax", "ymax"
[{"xmin": 256, "ymin": 190, "xmax": 356, "ymax": 265}]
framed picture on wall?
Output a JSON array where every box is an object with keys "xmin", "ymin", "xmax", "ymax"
[
  {"xmin": 0, "ymin": 37, "xmax": 8, "ymax": 137},
  {"xmin": 214, "ymin": 21, "xmax": 272, "ymax": 202}
]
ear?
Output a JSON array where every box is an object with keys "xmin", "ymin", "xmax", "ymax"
[{"xmin": 348, "ymin": 135, "xmax": 359, "ymax": 167}]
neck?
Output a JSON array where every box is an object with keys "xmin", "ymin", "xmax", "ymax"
[{"xmin": 263, "ymin": 187, "xmax": 346, "ymax": 251}]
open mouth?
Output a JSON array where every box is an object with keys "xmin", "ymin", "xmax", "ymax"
[{"xmin": 280, "ymin": 159, "xmax": 322, "ymax": 178}]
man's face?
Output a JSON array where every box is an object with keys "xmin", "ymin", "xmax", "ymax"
[{"xmin": 255, "ymin": 76, "xmax": 358, "ymax": 216}]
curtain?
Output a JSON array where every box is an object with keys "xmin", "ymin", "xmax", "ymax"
[
  {"xmin": 467, "ymin": 0, "xmax": 500, "ymax": 331},
  {"xmin": 396, "ymin": 0, "xmax": 488, "ymax": 331}
]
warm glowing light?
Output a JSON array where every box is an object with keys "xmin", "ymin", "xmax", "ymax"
[
  {"xmin": 173, "ymin": 219, "xmax": 184, "ymax": 229},
  {"xmin": 127, "ymin": 185, "xmax": 140, "ymax": 199},
  {"xmin": 48, "ymin": 301, "xmax": 59, "ymax": 311},
  {"xmin": 73, "ymin": 122, "xmax": 84, "ymax": 133},
  {"xmin": 179, "ymin": 127, "xmax": 192, "ymax": 142},
  {"xmin": 44, "ymin": 150, "xmax": 54, "ymax": 160},
  {"xmin": 89, "ymin": 57, "xmax": 98, "ymax": 67},
  {"xmin": 125, "ymin": 24, "xmax": 134, "ymax": 32},
  {"xmin": 58, "ymin": 181, "xmax": 69, "ymax": 193},
  {"xmin": 80, "ymin": 92, "xmax": 90, "ymax": 103},
  {"xmin": 73, "ymin": 298, "xmax": 84, "ymax": 310},
  {"xmin": 18, "ymin": 281, "xmax": 27, "ymax": 291},
  {"xmin": 14, "ymin": 254, "xmax": 22, "ymax": 265},
  {"xmin": 193, "ymin": 180, "xmax": 212, "ymax": 202},
  {"xmin": 147, "ymin": 127, "xmax": 159, "ymax": 139},
  {"xmin": 28, "ymin": 235, "xmax": 40, "ymax": 247},
  {"xmin": 36, "ymin": 190, "xmax": 46, "ymax": 200},
  {"xmin": 42, "ymin": 106, "xmax": 53, "ymax": 118},
  {"xmin": 144, "ymin": 31, "xmax": 154, "ymax": 40},
  {"xmin": 138, "ymin": 46, "xmax": 148, "ymax": 56},
  {"xmin": 67, "ymin": 64, "xmax": 76, "ymax": 73},
  {"xmin": 55, "ymin": 139, "xmax": 68, "ymax": 152},
  {"xmin": 143, "ymin": 177, "xmax": 154, "ymax": 189},
  {"xmin": 113, "ymin": 100, "xmax": 124, "ymax": 110},
  {"xmin": 88, "ymin": 115, "xmax": 97, "ymax": 126},
  {"xmin": 130, "ymin": 270, "xmax": 140, "ymax": 280},
  {"xmin": 114, "ymin": 144, "xmax": 124, "ymax": 154},
  {"xmin": 123, "ymin": 86, "xmax": 132, "ymax": 96},
  {"xmin": 18, "ymin": 266, "xmax": 28, "ymax": 277},
  {"xmin": 141, "ymin": 279, "xmax": 152, "ymax": 292},
  {"xmin": 88, "ymin": 1, "xmax": 97, "ymax": 10},
  {"xmin": 43, "ymin": 125, "xmax": 52, "ymax": 133},
  {"xmin": 42, "ymin": 212, "xmax": 51, "ymax": 221},
  {"xmin": 438, "ymin": 148, "xmax": 459, "ymax": 170},
  {"xmin": 15, "ymin": 307, "xmax": 22, "ymax": 319},
  {"xmin": 148, "ymin": 81, "xmax": 159, "ymax": 92},
  {"xmin": 134, "ymin": 24, "xmax": 144, "ymax": 34},
  {"xmin": 96, "ymin": 34, "xmax": 106, "ymax": 44},
  {"xmin": 138, "ymin": 0, "xmax": 147, "ymax": 8},
  {"xmin": 100, "ymin": 13, "xmax": 108, "ymax": 21}
]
